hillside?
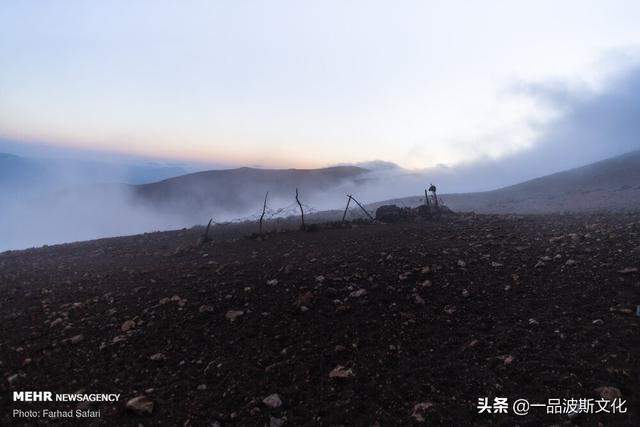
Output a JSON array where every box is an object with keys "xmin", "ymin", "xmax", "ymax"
[
  {"xmin": 1, "ymin": 213, "xmax": 638, "ymax": 425},
  {"xmin": 376, "ymin": 150, "xmax": 640, "ymax": 214},
  {"xmin": 133, "ymin": 166, "xmax": 370, "ymax": 220}
]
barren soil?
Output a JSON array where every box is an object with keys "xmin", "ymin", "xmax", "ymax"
[{"xmin": 1, "ymin": 213, "xmax": 639, "ymax": 426}]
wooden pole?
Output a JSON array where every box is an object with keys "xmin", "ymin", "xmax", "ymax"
[
  {"xmin": 259, "ymin": 191, "xmax": 269, "ymax": 234},
  {"xmin": 349, "ymin": 196, "xmax": 374, "ymax": 221},
  {"xmin": 199, "ymin": 218, "xmax": 213, "ymax": 245},
  {"xmin": 342, "ymin": 195, "xmax": 352, "ymax": 222},
  {"xmin": 424, "ymin": 189, "xmax": 431, "ymax": 209},
  {"xmin": 295, "ymin": 188, "xmax": 305, "ymax": 230}
]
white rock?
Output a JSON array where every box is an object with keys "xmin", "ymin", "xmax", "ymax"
[
  {"xmin": 225, "ymin": 310, "xmax": 244, "ymax": 321},
  {"xmin": 349, "ymin": 289, "xmax": 367, "ymax": 298},
  {"xmin": 263, "ymin": 393, "xmax": 283, "ymax": 408},
  {"xmin": 121, "ymin": 320, "xmax": 136, "ymax": 332},
  {"xmin": 329, "ymin": 365, "xmax": 354, "ymax": 379},
  {"xmin": 411, "ymin": 402, "xmax": 433, "ymax": 422},
  {"xmin": 126, "ymin": 395, "xmax": 154, "ymax": 415}
]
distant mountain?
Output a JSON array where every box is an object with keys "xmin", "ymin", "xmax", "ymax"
[
  {"xmin": 373, "ymin": 150, "xmax": 640, "ymax": 213},
  {"xmin": 0, "ymin": 152, "xmax": 189, "ymax": 192},
  {"xmin": 133, "ymin": 166, "xmax": 369, "ymax": 220}
]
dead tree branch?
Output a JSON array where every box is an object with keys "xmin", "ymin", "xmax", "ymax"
[
  {"xmin": 295, "ymin": 188, "xmax": 305, "ymax": 230},
  {"xmin": 198, "ymin": 218, "xmax": 213, "ymax": 245},
  {"xmin": 259, "ymin": 191, "xmax": 269, "ymax": 234},
  {"xmin": 342, "ymin": 195, "xmax": 352, "ymax": 222}
]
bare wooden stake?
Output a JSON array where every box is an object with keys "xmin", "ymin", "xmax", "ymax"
[
  {"xmin": 199, "ymin": 218, "xmax": 213, "ymax": 245},
  {"xmin": 259, "ymin": 191, "xmax": 269, "ymax": 234},
  {"xmin": 424, "ymin": 188, "xmax": 431, "ymax": 209},
  {"xmin": 349, "ymin": 195, "xmax": 374, "ymax": 221},
  {"xmin": 342, "ymin": 195, "xmax": 352, "ymax": 222},
  {"xmin": 295, "ymin": 188, "xmax": 305, "ymax": 230}
]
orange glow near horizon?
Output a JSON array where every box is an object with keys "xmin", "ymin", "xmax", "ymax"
[{"xmin": 0, "ymin": 128, "xmax": 338, "ymax": 169}]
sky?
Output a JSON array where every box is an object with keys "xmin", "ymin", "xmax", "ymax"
[{"xmin": 2, "ymin": 1, "xmax": 640, "ymax": 169}]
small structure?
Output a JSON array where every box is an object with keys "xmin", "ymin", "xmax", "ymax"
[{"xmin": 374, "ymin": 184, "xmax": 452, "ymax": 223}]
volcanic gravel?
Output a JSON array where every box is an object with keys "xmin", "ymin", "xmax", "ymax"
[{"xmin": 1, "ymin": 213, "xmax": 639, "ymax": 426}]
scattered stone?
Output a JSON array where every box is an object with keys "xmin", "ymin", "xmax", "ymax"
[
  {"xmin": 112, "ymin": 335, "xmax": 127, "ymax": 344},
  {"xmin": 592, "ymin": 319, "xmax": 604, "ymax": 325},
  {"xmin": 270, "ymin": 416, "xmax": 286, "ymax": 427},
  {"xmin": 329, "ymin": 365, "xmax": 354, "ymax": 379},
  {"xmin": 170, "ymin": 295, "xmax": 187, "ymax": 306},
  {"xmin": 464, "ymin": 339, "xmax": 479, "ymax": 349},
  {"xmin": 457, "ymin": 260, "xmax": 466, "ymax": 268},
  {"xmin": 69, "ymin": 334, "xmax": 84, "ymax": 344},
  {"xmin": 411, "ymin": 402, "xmax": 434, "ymax": 422},
  {"xmin": 444, "ymin": 305, "xmax": 456, "ymax": 314},
  {"xmin": 295, "ymin": 291, "xmax": 314, "ymax": 307},
  {"xmin": 262, "ymin": 393, "xmax": 283, "ymax": 408},
  {"xmin": 491, "ymin": 261, "xmax": 503, "ymax": 267},
  {"xmin": 121, "ymin": 320, "xmax": 136, "ymax": 332},
  {"xmin": 617, "ymin": 267, "xmax": 638, "ymax": 274},
  {"xmin": 225, "ymin": 310, "xmax": 244, "ymax": 321},
  {"xmin": 609, "ymin": 306, "xmax": 633, "ymax": 314},
  {"xmin": 399, "ymin": 271, "xmax": 411, "ymax": 280},
  {"xmin": 414, "ymin": 293, "xmax": 425, "ymax": 305},
  {"xmin": 149, "ymin": 353, "xmax": 166, "ymax": 361},
  {"xmin": 565, "ymin": 259, "xmax": 577, "ymax": 266},
  {"xmin": 197, "ymin": 384, "xmax": 207, "ymax": 390},
  {"xmin": 199, "ymin": 305, "xmax": 214, "ymax": 313},
  {"xmin": 267, "ymin": 279, "xmax": 279, "ymax": 286},
  {"xmin": 50, "ymin": 318, "xmax": 63, "ymax": 328},
  {"xmin": 126, "ymin": 395, "xmax": 154, "ymax": 415},
  {"xmin": 595, "ymin": 386, "xmax": 622, "ymax": 400},
  {"xmin": 349, "ymin": 289, "xmax": 367, "ymax": 298}
]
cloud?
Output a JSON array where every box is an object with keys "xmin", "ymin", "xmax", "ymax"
[
  {"xmin": 406, "ymin": 57, "xmax": 640, "ymax": 193},
  {"xmin": 507, "ymin": 59, "xmax": 640, "ymax": 175}
]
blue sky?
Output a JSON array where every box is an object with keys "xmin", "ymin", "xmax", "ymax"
[{"xmin": 2, "ymin": 1, "xmax": 640, "ymax": 169}]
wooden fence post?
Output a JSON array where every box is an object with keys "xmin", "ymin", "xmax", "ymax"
[
  {"xmin": 342, "ymin": 195, "xmax": 352, "ymax": 222},
  {"xmin": 295, "ymin": 188, "xmax": 305, "ymax": 230},
  {"xmin": 259, "ymin": 191, "xmax": 269, "ymax": 234}
]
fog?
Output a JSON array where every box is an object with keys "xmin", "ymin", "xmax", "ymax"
[
  {"xmin": 348, "ymin": 60, "xmax": 640, "ymax": 198},
  {"xmin": 2, "ymin": 61, "xmax": 640, "ymax": 251}
]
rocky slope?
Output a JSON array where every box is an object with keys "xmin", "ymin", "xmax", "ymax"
[
  {"xmin": 1, "ymin": 213, "xmax": 639, "ymax": 425},
  {"xmin": 133, "ymin": 166, "xmax": 369, "ymax": 221},
  {"xmin": 374, "ymin": 150, "xmax": 640, "ymax": 214}
]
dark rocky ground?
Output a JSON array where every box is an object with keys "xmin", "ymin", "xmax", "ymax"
[{"xmin": 1, "ymin": 213, "xmax": 639, "ymax": 426}]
